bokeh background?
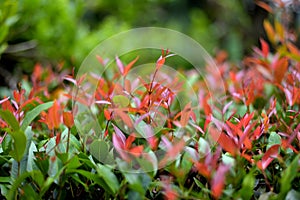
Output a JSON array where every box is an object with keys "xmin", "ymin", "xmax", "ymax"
[{"xmin": 0, "ymin": 0, "xmax": 299, "ymax": 90}]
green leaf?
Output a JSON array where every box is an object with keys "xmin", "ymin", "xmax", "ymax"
[
  {"xmin": 96, "ymin": 164, "xmax": 120, "ymax": 194},
  {"xmin": 31, "ymin": 170, "xmax": 44, "ymax": 189},
  {"xmin": 34, "ymin": 152, "xmax": 49, "ymax": 175},
  {"xmin": 27, "ymin": 141, "xmax": 38, "ymax": 171},
  {"xmin": 267, "ymin": 132, "xmax": 281, "ymax": 150},
  {"xmin": 0, "ymin": 177, "xmax": 10, "ymax": 183},
  {"xmin": 89, "ymin": 139, "xmax": 109, "ymax": 163},
  {"xmin": 56, "ymin": 152, "xmax": 69, "ymax": 164},
  {"xmin": 238, "ymin": 172, "xmax": 255, "ymax": 200},
  {"xmin": 66, "ymin": 169, "xmax": 112, "ymax": 194},
  {"xmin": 0, "ymin": 109, "xmax": 20, "ymax": 131},
  {"xmin": 1, "ymin": 134, "xmax": 12, "ymax": 153},
  {"xmin": 67, "ymin": 155, "xmax": 82, "ymax": 169},
  {"xmin": 112, "ymin": 95, "xmax": 130, "ymax": 107},
  {"xmin": 11, "ymin": 128, "xmax": 34, "ymax": 178},
  {"xmin": 9, "ymin": 130, "xmax": 26, "ymax": 162},
  {"xmin": 7, "ymin": 171, "xmax": 32, "ymax": 200},
  {"xmin": 22, "ymin": 184, "xmax": 39, "ymax": 199},
  {"xmin": 279, "ymin": 154, "xmax": 300, "ymax": 199},
  {"xmin": 193, "ymin": 177, "xmax": 211, "ymax": 194},
  {"xmin": 136, "ymin": 150, "xmax": 158, "ymax": 176},
  {"xmin": 70, "ymin": 174, "xmax": 89, "ymax": 191},
  {"xmin": 40, "ymin": 166, "xmax": 66, "ymax": 197},
  {"xmin": 77, "ymin": 152, "xmax": 95, "ymax": 169},
  {"xmin": 20, "ymin": 101, "xmax": 53, "ymax": 131},
  {"xmin": 128, "ymin": 173, "xmax": 151, "ymax": 196}
]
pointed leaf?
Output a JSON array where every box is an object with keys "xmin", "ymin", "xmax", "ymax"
[
  {"xmin": 156, "ymin": 55, "xmax": 165, "ymax": 70},
  {"xmin": 260, "ymin": 39, "xmax": 269, "ymax": 58},
  {"xmin": 116, "ymin": 56, "xmax": 124, "ymax": 74},
  {"xmin": 273, "ymin": 57, "xmax": 288, "ymax": 84},
  {"xmin": 264, "ymin": 20, "xmax": 275, "ymax": 44},
  {"xmin": 21, "ymin": 101, "xmax": 53, "ymax": 131},
  {"xmin": 124, "ymin": 56, "xmax": 139, "ymax": 76},
  {"xmin": 96, "ymin": 164, "xmax": 120, "ymax": 193},
  {"xmin": 210, "ymin": 128, "xmax": 238, "ymax": 156},
  {"xmin": 211, "ymin": 164, "xmax": 230, "ymax": 199},
  {"xmin": 180, "ymin": 102, "xmax": 192, "ymax": 127},
  {"xmin": 0, "ymin": 109, "xmax": 19, "ymax": 131},
  {"xmin": 9, "ymin": 130, "xmax": 27, "ymax": 161},
  {"xmin": 260, "ymin": 144, "xmax": 280, "ymax": 170}
]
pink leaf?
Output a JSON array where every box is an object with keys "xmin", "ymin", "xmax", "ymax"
[
  {"xmin": 113, "ymin": 124, "xmax": 126, "ymax": 146},
  {"xmin": 0, "ymin": 97, "xmax": 10, "ymax": 105},
  {"xmin": 115, "ymin": 56, "xmax": 124, "ymax": 74},
  {"xmin": 95, "ymin": 100, "xmax": 111, "ymax": 105},
  {"xmin": 63, "ymin": 75, "xmax": 77, "ymax": 86},
  {"xmin": 211, "ymin": 164, "xmax": 230, "ymax": 199}
]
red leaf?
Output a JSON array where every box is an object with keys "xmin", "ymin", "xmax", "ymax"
[
  {"xmin": 124, "ymin": 79, "xmax": 131, "ymax": 93},
  {"xmin": 129, "ymin": 145, "xmax": 144, "ymax": 157},
  {"xmin": 256, "ymin": 1, "xmax": 273, "ymax": 13},
  {"xmin": 104, "ymin": 109, "xmax": 111, "ymax": 120},
  {"xmin": 125, "ymin": 133, "xmax": 136, "ymax": 150},
  {"xmin": 63, "ymin": 111, "xmax": 74, "ymax": 128},
  {"xmin": 180, "ymin": 102, "xmax": 192, "ymax": 127},
  {"xmin": 114, "ymin": 109, "xmax": 133, "ymax": 128},
  {"xmin": 19, "ymin": 97, "xmax": 43, "ymax": 111},
  {"xmin": 259, "ymin": 144, "xmax": 280, "ymax": 170},
  {"xmin": 1, "ymin": 97, "xmax": 15, "ymax": 113},
  {"xmin": 13, "ymin": 90, "xmax": 21, "ymax": 104},
  {"xmin": 273, "ymin": 57, "xmax": 288, "ymax": 84},
  {"xmin": 210, "ymin": 127, "xmax": 238, "ymax": 156},
  {"xmin": 226, "ymin": 121, "xmax": 242, "ymax": 137},
  {"xmin": 203, "ymin": 95, "xmax": 212, "ymax": 116},
  {"xmin": 48, "ymin": 100, "xmax": 61, "ymax": 129},
  {"xmin": 194, "ymin": 162, "xmax": 211, "ymax": 178},
  {"xmin": 96, "ymin": 55, "xmax": 106, "ymax": 66},
  {"xmin": 148, "ymin": 136, "xmax": 159, "ymax": 150},
  {"xmin": 0, "ymin": 118, "xmax": 7, "ymax": 128},
  {"xmin": 159, "ymin": 139, "xmax": 186, "ymax": 168},
  {"xmin": 56, "ymin": 132, "xmax": 61, "ymax": 145},
  {"xmin": 287, "ymin": 42, "xmax": 300, "ymax": 56},
  {"xmin": 156, "ymin": 55, "xmax": 165, "ymax": 70},
  {"xmin": 123, "ymin": 56, "xmax": 139, "ymax": 76},
  {"xmin": 260, "ymin": 38, "xmax": 269, "ymax": 58},
  {"xmin": 252, "ymin": 126, "xmax": 263, "ymax": 140}
]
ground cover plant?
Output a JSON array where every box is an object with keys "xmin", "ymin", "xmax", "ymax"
[{"xmin": 0, "ymin": 5, "xmax": 300, "ymax": 200}]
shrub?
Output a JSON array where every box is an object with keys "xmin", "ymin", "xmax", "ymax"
[{"xmin": 0, "ymin": 7, "xmax": 299, "ymax": 200}]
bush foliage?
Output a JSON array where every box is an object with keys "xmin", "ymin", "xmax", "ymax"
[{"xmin": 0, "ymin": 2, "xmax": 300, "ymax": 200}]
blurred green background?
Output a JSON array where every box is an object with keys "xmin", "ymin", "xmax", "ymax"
[{"xmin": 0, "ymin": 0, "xmax": 269, "ymax": 89}]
